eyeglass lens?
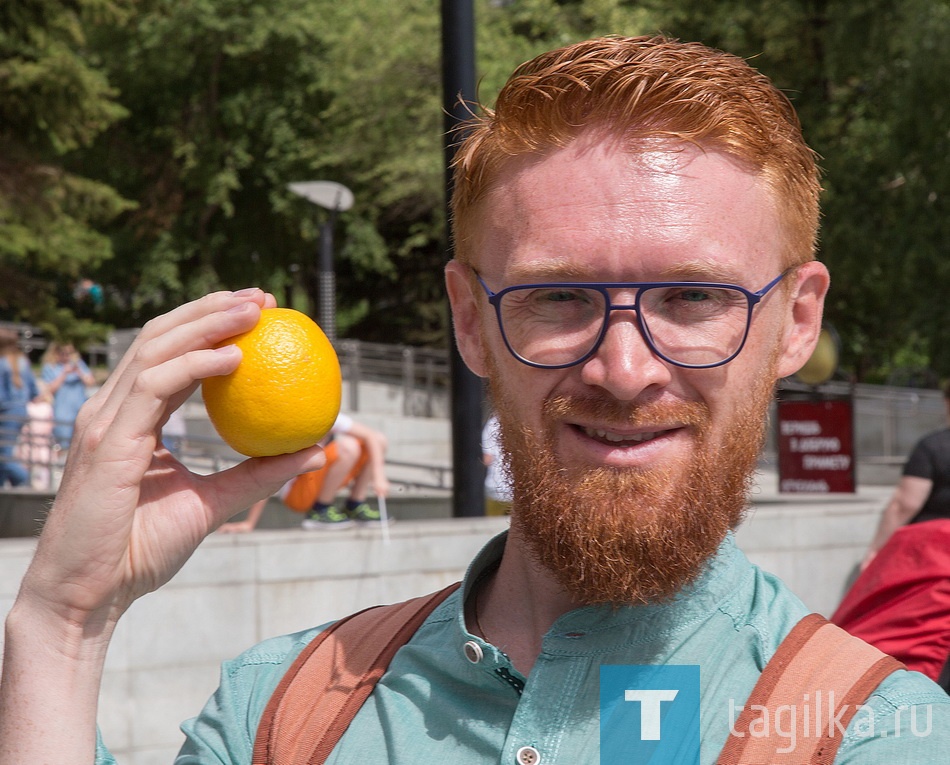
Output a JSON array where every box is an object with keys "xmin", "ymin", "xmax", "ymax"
[{"xmin": 497, "ymin": 285, "xmax": 752, "ymax": 367}]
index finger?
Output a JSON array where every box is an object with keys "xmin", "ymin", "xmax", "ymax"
[{"xmin": 80, "ymin": 290, "xmax": 276, "ymax": 432}]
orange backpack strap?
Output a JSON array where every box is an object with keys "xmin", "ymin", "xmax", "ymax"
[
  {"xmin": 252, "ymin": 581, "xmax": 461, "ymax": 765},
  {"xmin": 254, "ymin": 597, "xmax": 900, "ymax": 765},
  {"xmin": 717, "ymin": 613, "xmax": 904, "ymax": 765}
]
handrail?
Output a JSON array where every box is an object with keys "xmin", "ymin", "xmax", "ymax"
[
  {"xmin": 1, "ymin": 422, "xmax": 453, "ymax": 494},
  {"xmin": 104, "ymin": 332, "xmax": 452, "ymax": 418},
  {"xmin": 335, "ymin": 340, "xmax": 450, "ymax": 417}
]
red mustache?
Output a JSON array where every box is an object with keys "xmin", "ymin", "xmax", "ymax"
[{"xmin": 542, "ymin": 392, "xmax": 710, "ymax": 432}]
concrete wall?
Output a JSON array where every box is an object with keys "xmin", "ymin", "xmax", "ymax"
[
  {"xmin": 0, "ymin": 517, "xmax": 508, "ymax": 765},
  {"xmin": 0, "ymin": 488, "xmax": 50, "ymax": 538},
  {"xmin": 0, "ymin": 486, "xmax": 889, "ymax": 764},
  {"xmin": 734, "ymin": 490, "xmax": 889, "ymax": 616}
]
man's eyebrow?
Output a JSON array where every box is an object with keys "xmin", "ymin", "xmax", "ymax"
[
  {"xmin": 504, "ymin": 259, "xmax": 746, "ymax": 284},
  {"xmin": 504, "ymin": 261, "xmax": 593, "ymax": 283},
  {"xmin": 657, "ymin": 262, "xmax": 745, "ymax": 283}
]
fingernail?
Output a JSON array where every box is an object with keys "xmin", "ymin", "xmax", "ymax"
[{"xmin": 232, "ymin": 287, "xmax": 260, "ymax": 297}]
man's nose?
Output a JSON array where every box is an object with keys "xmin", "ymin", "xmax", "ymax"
[{"xmin": 578, "ymin": 310, "xmax": 672, "ymax": 399}]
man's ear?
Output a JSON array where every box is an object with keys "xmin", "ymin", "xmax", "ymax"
[
  {"xmin": 776, "ymin": 260, "xmax": 831, "ymax": 379},
  {"xmin": 445, "ymin": 260, "xmax": 489, "ymax": 378}
]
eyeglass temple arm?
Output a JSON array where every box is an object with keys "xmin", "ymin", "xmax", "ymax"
[{"xmin": 753, "ymin": 270, "xmax": 790, "ymax": 302}]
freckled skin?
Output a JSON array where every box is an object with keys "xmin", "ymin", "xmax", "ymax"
[
  {"xmin": 463, "ymin": 140, "xmax": 796, "ymax": 476},
  {"xmin": 444, "ymin": 137, "xmax": 828, "ymax": 670}
]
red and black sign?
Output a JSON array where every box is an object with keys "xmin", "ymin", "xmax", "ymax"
[{"xmin": 777, "ymin": 398, "xmax": 855, "ymax": 493}]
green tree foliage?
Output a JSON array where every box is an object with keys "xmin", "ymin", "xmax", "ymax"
[
  {"xmin": 645, "ymin": 0, "xmax": 950, "ymax": 383},
  {"xmin": 69, "ymin": 0, "xmax": 655, "ymax": 344},
  {"xmin": 76, "ymin": 0, "xmax": 452, "ymax": 343},
  {"xmin": 311, "ymin": 1, "xmax": 447, "ymax": 344},
  {"xmin": 75, "ymin": 0, "xmax": 337, "ymax": 325},
  {"xmin": 5, "ymin": 0, "xmax": 948, "ymax": 381},
  {"xmin": 0, "ymin": 0, "xmax": 132, "ymax": 342}
]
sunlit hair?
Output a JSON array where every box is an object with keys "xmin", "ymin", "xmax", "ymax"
[
  {"xmin": 0, "ymin": 329, "xmax": 24, "ymax": 388},
  {"xmin": 451, "ymin": 35, "xmax": 821, "ymax": 270}
]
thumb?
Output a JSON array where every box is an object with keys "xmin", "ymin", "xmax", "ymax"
[{"xmin": 203, "ymin": 445, "xmax": 326, "ymax": 526}]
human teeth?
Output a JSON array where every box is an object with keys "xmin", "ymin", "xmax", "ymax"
[{"xmin": 585, "ymin": 428, "xmax": 657, "ymax": 443}]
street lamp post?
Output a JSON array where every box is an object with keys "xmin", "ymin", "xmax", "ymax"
[
  {"xmin": 288, "ymin": 181, "xmax": 354, "ymax": 343},
  {"xmin": 441, "ymin": 0, "xmax": 484, "ymax": 517}
]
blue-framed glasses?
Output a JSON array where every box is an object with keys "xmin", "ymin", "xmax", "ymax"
[{"xmin": 475, "ymin": 270, "xmax": 788, "ymax": 370}]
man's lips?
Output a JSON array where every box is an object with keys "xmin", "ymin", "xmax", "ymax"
[{"xmin": 579, "ymin": 425, "xmax": 677, "ymax": 445}]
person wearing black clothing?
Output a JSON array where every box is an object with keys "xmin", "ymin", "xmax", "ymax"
[{"xmin": 863, "ymin": 382, "xmax": 950, "ymax": 569}]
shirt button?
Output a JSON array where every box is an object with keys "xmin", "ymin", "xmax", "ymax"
[
  {"xmin": 516, "ymin": 745, "xmax": 541, "ymax": 765},
  {"xmin": 463, "ymin": 640, "xmax": 484, "ymax": 663}
]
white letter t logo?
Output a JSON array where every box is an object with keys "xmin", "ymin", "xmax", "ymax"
[{"xmin": 624, "ymin": 690, "xmax": 679, "ymax": 740}]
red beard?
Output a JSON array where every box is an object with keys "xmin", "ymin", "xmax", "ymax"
[{"xmin": 490, "ymin": 378, "xmax": 774, "ymax": 605}]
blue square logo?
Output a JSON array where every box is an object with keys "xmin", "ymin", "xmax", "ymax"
[{"xmin": 600, "ymin": 665, "xmax": 700, "ymax": 764}]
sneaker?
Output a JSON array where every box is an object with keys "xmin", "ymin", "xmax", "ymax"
[
  {"xmin": 348, "ymin": 502, "xmax": 393, "ymax": 525},
  {"xmin": 301, "ymin": 504, "xmax": 354, "ymax": 530}
]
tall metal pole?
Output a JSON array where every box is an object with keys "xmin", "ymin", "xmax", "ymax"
[
  {"xmin": 441, "ymin": 0, "xmax": 484, "ymax": 517},
  {"xmin": 287, "ymin": 181, "xmax": 352, "ymax": 344},
  {"xmin": 318, "ymin": 207, "xmax": 339, "ymax": 344}
]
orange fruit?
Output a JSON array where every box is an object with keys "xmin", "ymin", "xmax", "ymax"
[{"xmin": 202, "ymin": 308, "xmax": 342, "ymax": 457}]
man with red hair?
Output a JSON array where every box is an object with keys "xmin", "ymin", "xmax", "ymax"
[{"xmin": 3, "ymin": 35, "xmax": 948, "ymax": 764}]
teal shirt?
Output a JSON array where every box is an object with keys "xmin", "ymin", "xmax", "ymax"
[{"xmin": 98, "ymin": 532, "xmax": 950, "ymax": 763}]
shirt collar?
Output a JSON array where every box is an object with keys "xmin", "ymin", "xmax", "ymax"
[{"xmin": 457, "ymin": 530, "xmax": 752, "ymax": 654}]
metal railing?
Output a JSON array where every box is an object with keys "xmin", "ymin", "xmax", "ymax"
[
  {"xmin": 1, "ymin": 415, "xmax": 452, "ymax": 495},
  {"xmin": 335, "ymin": 340, "xmax": 450, "ymax": 418},
  {"xmin": 107, "ymin": 331, "xmax": 452, "ymax": 419},
  {"xmin": 768, "ymin": 380, "xmax": 947, "ymax": 463},
  {"xmin": 3, "ymin": 384, "xmax": 944, "ymax": 495},
  {"xmin": 5, "ymin": 320, "xmax": 452, "ymax": 419},
  {"xmin": 0, "ymin": 413, "xmax": 68, "ymax": 492},
  {"xmin": 6, "ymin": 322, "xmax": 943, "ymax": 480},
  {"xmin": 170, "ymin": 434, "xmax": 452, "ymax": 493}
]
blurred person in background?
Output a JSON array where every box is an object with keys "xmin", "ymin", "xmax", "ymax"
[
  {"xmin": 218, "ymin": 413, "xmax": 392, "ymax": 532},
  {"xmin": 832, "ymin": 382, "xmax": 950, "ymax": 685},
  {"xmin": 0, "ymin": 328, "xmax": 40, "ymax": 487},
  {"xmin": 14, "ymin": 383, "xmax": 54, "ymax": 489},
  {"xmin": 862, "ymin": 381, "xmax": 950, "ymax": 567},
  {"xmin": 481, "ymin": 411, "xmax": 512, "ymax": 515},
  {"xmin": 41, "ymin": 341, "xmax": 96, "ymax": 449}
]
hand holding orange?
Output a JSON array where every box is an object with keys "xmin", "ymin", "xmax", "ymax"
[{"xmin": 202, "ymin": 308, "xmax": 342, "ymax": 457}]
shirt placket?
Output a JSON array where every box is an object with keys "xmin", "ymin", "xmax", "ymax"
[{"xmin": 499, "ymin": 647, "xmax": 593, "ymax": 765}]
